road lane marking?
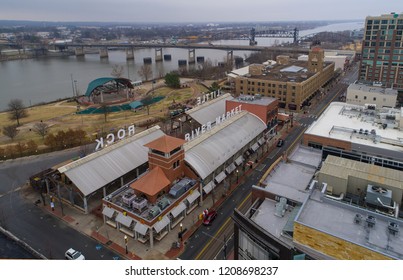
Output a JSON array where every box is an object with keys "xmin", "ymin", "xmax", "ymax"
[{"xmin": 195, "ymin": 192, "xmax": 251, "ymax": 260}]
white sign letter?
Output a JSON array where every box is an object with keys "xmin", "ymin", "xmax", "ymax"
[
  {"xmin": 117, "ymin": 129, "xmax": 126, "ymax": 140},
  {"xmin": 128, "ymin": 125, "xmax": 135, "ymax": 136},
  {"xmin": 95, "ymin": 138, "xmax": 104, "ymax": 151},
  {"xmin": 106, "ymin": 133, "xmax": 115, "ymax": 145}
]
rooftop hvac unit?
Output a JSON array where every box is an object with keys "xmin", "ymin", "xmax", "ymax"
[
  {"xmin": 274, "ymin": 197, "xmax": 287, "ymax": 217},
  {"xmin": 365, "ymin": 185, "xmax": 392, "ymax": 207}
]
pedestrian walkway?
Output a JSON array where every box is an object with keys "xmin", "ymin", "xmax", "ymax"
[{"xmin": 34, "ymin": 123, "xmax": 294, "ymax": 260}]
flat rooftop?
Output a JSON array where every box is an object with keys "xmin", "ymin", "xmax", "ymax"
[
  {"xmin": 305, "ymin": 102, "xmax": 403, "ymax": 153},
  {"xmin": 248, "ymin": 60, "xmax": 332, "ymax": 83},
  {"xmin": 250, "ymin": 197, "xmax": 298, "ymax": 247},
  {"xmin": 230, "ymin": 94, "xmax": 278, "ymax": 106},
  {"xmin": 250, "ymin": 145, "xmax": 321, "ymax": 247},
  {"xmin": 260, "ymin": 145, "xmax": 321, "ymax": 203},
  {"xmin": 296, "ymin": 189, "xmax": 403, "ymax": 259},
  {"xmin": 348, "ymin": 82, "xmax": 398, "ymax": 96}
]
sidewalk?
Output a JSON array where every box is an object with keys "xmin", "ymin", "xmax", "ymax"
[{"xmin": 36, "ymin": 123, "xmax": 295, "ymax": 260}]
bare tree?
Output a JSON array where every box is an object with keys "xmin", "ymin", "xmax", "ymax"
[
  {"xmin": 8, "ymin": 99, "xmax": 28, "ymax": 126},
  {"xmin": 2, "ymin": 125, "xmax": 19, "ymax": 141},
  {"xmin": 111, "ymin": 64, "xmax": 124, "ymax": 78},
  {"xmin": 138, "ymin": 64, "xmax": 153, "ymax": 81},
  {"xmin": 33, "ymin": 122, "xmax": 49, "ymax": 139}
]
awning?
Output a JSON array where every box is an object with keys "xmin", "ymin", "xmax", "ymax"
[
  {"xmin": 116, "ymin": 213, "xmax": 134, "ymax": 228},
  {"xmin": 153, "ymin": 215, "xmax": 170, "ymax": 233},
  {"xmin": 186, "ymin": 190, "xmax": 201, "ymax": 204},
  {"xmin": 102, "ymin": 207, "xmax": 116, "ymax": 219},
  {"xmin": 134, "ymin": 222, "xmax": 148, "ymax": 236},
  {"xmin": 225, "ymin": 163, "xmax": 236, "ymax": 174},
  {"xmin": 235, "ymin": 155, "xmax": 244, "ymax": 166},
  {"xmin": 171, "ymin": 202, "xmax": 186, "ymax": 218},
  {"xmin": 214, "ymin": 171, "xmax": 227, "ymax": 184},
  {"xmin": 258, "ymin": 137, "xmax": 265, "ymax": 146},
  {"xmin": 251, "ymin": 143, "xmax": 259, "ymax": 152},
  {"xmin": 203, "ymin": 181, "xmax": 216, "ymax": 194}
]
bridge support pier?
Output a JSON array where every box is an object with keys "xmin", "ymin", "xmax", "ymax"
[
  {"xmin": 155, "ymin": 48, "xmax": 163, "ymax": 62},
  {"xmin": 126, "ymin": 48, "xmax": 134, "ymax": 60},
  {"xmin": 99, "ymin": 47, "xmax": 108, "ymax": 59},
  {"xmin": 75, "ymin": 47, "xmax": 85, "ymax": 57},
  {"xmin": 188, "ymin": 49, "xmax": 195, "ymax": 64}
]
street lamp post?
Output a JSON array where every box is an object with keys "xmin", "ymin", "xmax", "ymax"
[
  {"xmin": 180, "ymin": 223, "xmax": 183, "ymax": 242},
  {"xmin": 124, "ymin": 235, "xmax": 128, "ymax": 254},
  {"xmin": 236, "ymin": 169, "xmax": 239, "ymax": 183}
]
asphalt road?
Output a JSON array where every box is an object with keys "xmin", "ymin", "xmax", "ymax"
[{"xmin": 0, "ymin": 146, "xmax": 121, "ymax": 260}]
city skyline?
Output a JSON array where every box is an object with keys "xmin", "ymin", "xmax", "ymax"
[{"xmin": 0, "ymin": 0, "xmax": 401, "ymax": 23}]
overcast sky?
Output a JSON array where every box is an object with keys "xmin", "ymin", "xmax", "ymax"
[{"xmin": 0, "ymin": 0, "xmax": 401, "ymax": 23}]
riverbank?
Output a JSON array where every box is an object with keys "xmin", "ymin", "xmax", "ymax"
[{"xmin": 0, "ymin": 79, "xmax": 211, "ymax": 160}]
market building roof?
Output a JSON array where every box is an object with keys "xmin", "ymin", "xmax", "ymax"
[
  {"xmin": 184, "ymin": 111, "xmax": 266, "ymax": 179},
  {"xmin": 185, "ymin": 93, "xmax": 233, "ymax": 125},
  {"xmin": 58, "ymin": 126, "xmax": 165, "ymax": 196}
]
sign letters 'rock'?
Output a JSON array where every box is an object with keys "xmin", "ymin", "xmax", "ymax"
[{"xmin": 95, "ymin": 125, "xmax": 136, "ymax": 150}]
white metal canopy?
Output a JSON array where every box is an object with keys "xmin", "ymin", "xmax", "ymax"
[
  {"xmin": 184, "ymin": 112, "xmax": 266, "ymax": 179},
  {"xmin": 153, "ymin": 215, "xmax": 170, "ymax": 233},
  {"xmin": 170, "ymin": 202, "xmax": 186, "ymax": 218},
  {"xmin": 58, "ymin": 126, "xmax": 164, "ymax": 196},
  {"xmin": 186, "ymin": 190, "xmax": 201, "ymax": 204},
  {"xmin": 203, "ymin": 181, "xmax": 216, "ymax": 194},
  {"xmin": 134, "ymin": 222, "xmax": 148, "ymax": 236}
]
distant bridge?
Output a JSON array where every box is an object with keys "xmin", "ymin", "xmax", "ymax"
[{"xmin": 0, "ymin": 41, "xmax": 310, "ymax": 63}]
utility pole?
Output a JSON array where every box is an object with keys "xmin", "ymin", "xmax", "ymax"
[{"xmin": 70, "ymin": 74, "xmax": 75, "ymax": 97}]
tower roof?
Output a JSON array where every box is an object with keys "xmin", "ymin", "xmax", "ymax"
[
  {"xmin": 130, "ymin": 166, "xmax": 170, "ymax": 196},
  {"xmin": 144, "ymin": 135, "xmax": 186, "ymax": 153}
]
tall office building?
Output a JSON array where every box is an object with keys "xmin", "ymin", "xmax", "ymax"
[{"xmin": 359, "ymin": 13, "xmax": 403, "ymax": 90}]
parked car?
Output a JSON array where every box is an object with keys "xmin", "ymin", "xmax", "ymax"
[
  {"xmin": 277, "ymin": 139, "xmax": 284, "ymax": 147},
  {"xmin": 203, "ymin": 210, "xmax": 217, "ymax": 226},
  {"xmin": 65, "ymin": 248, "xmax": 85, "ymax": 260}
]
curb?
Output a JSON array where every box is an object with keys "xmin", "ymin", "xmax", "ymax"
[{"xmin": 0, "ymin": 226, "xmax": 47, "ymax": 260}]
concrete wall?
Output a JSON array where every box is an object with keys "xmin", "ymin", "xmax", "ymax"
[{"xmin": 346, "ymin": 87, "xmax": 397, "ymax": 108}]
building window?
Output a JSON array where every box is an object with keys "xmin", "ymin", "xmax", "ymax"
[
  {"xmin": 373, "ymin": 97, "xmax": 376, "ymax": 101},
  {"xmin": 173, "ymin": 160, "xmax": 180, "ymax": 169},
  {"xmin": 355, "ymin": 95, "xmax": 358, "ymax": 99},
  {"xmin": 364, "ymin": 96, "xmax": 367, "ymax": 100}
]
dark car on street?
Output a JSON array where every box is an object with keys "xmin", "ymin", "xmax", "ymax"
[{"xmin": 277, "ymin": 139, "xmax": 284, "ymax": 147}]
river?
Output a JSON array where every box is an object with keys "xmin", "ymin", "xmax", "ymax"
[{"xmin": 0, "ymin": 21, "xmax": 363, "ymax": 112}]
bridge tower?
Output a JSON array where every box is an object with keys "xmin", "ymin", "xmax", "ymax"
[
  {"xmin": 293, "ymin": 27, "xmax": 299, "ymax": 44},
  {"xmin": 249, "ymin": 28, "xmax": 257, "ymax": 46},
  {"xmin": 188, "ymin": 49, "xmax": 195, "ymax": 64},
  {"xmin": 155, "ymin": 48, "xmax": 163, "ymax": 62},
  {"xmin": 227, "ymin": 50, "xmax": 234, "ymax": 65}
]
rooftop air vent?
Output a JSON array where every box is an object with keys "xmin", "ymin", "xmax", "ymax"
[
  {"xmin": 354, "ymin": 213, "xmax": 363, "ymax": 224},
  {"xmin": 388, "ymin": 221, "xmax": 399, "ymax": 236},
  {"xmin": 366, "ymin": 215, "xmax": 376, "ymax": 228}
]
